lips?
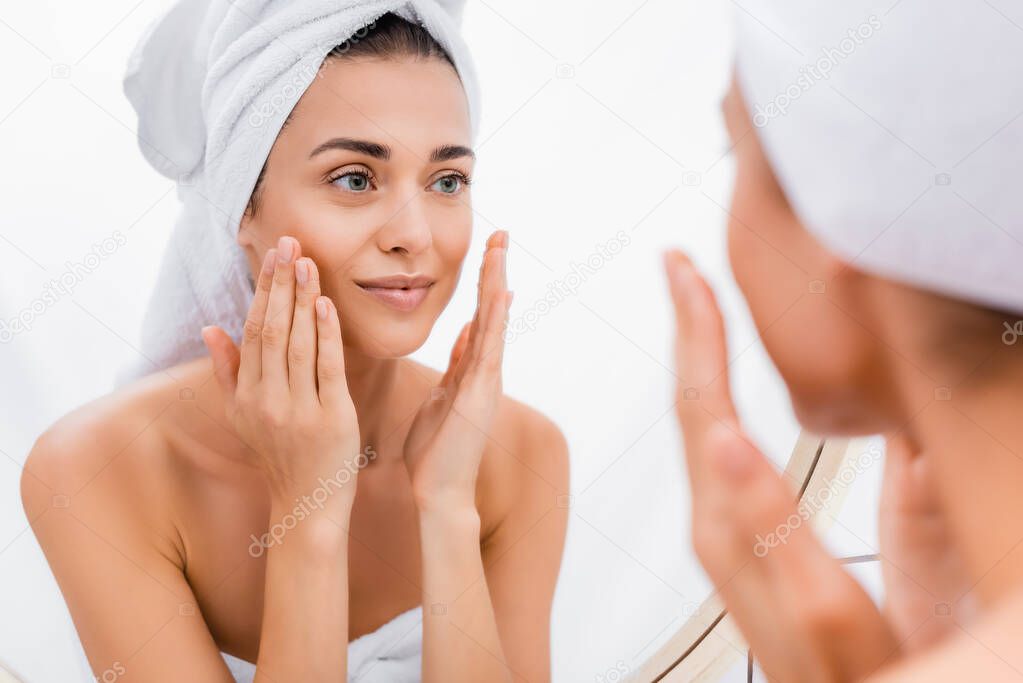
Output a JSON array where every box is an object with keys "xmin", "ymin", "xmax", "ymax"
[{"xmin": 354, "ymin": 275, "xmax": 435, "ymax": 313}]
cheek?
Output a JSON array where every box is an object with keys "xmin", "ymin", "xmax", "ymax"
[
  {"xmin": 430, "ymin": 205, "xmax": 473, "ymax": 270},
  {"xmin": 743, "ymin": 259, "xmax": 882, "ymax": 434},
  {"xmin": 727, "ymin": 170, "xmax": 875, "ymax": 431},
  {"xmin": 726, "ymin": 182, "xmax": 808, "ymax": 331},
  {"xmin": 273, "ymin": 196, "xmax": 383, "ymax": 273},
  {"xmin": 252, "ymin": 183, "xmax": 351, "ymax": 247}
]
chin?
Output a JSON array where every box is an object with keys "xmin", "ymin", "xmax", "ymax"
[
  {"xmin": 360, "ymin": 335, "xmax": 430, "ymax": 359},
  {"xmin": 342, "ymin": 315, "xmax": 435, "ymax": 359},
  {"xmin": 789, "ymin": 389, "xmax": 885, "ymax": 438}
]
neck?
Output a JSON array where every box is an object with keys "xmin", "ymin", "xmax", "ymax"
[
  {"xmin": 339, "ymin": 344, "xmax": 403, "ymax": 454},
  {"xmin": 892, "ymin": 344, "xmax": 1023, "ymax": 606}
]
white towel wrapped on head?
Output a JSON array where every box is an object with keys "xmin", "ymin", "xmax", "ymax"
[{"xmin": 115, "ymin": 0, "xmax": 481, "ymax": 387}]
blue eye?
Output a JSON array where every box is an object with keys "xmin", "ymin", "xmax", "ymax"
[
  {"xmin": 332, "ymin": 171, "xmax": 373, "ymax": 192},
  {"xmin": 430, "ymin": 174, "xmax": 468, "ymax": 195}
]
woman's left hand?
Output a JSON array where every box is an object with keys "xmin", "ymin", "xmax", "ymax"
[
  {"xmin": 664, "ymin": 249, "xmax": 901, "ymax": 681},
  {"xmin": 403, "ymin": 230, "xmax": 511, "ymax": 514}
]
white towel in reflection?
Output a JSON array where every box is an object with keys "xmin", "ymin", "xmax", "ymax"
[
  {"xmin": 222, "ymin": 606, "xmax": 423, "ymax": 682},
  {"xmin": 72, "ymin": 605, "xmax": 423, "ymax": 682}
]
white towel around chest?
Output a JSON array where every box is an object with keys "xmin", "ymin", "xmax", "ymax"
[
  {"xmin": 71, "ymin": 605, "xmax": 423, "ymax": 682},
  {"xmin": 222, "ymin": 606, "xmax": 424, "ymax": 682}
]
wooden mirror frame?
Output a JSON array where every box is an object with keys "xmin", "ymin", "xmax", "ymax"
[{"xmin": 631, "ymin": 433, "xmax": 873, "ymax": 682}]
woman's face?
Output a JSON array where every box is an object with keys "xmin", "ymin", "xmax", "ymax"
[
  {"xmin": 722, "ymin": 75, "xmax": 901, "ymax": 435},
  {"xmin": 238, "ymin": 55, "xmax": 474, "ymax": 359}
]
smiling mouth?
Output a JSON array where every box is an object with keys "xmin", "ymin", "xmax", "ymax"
[{"xmin": 354, "ymin": 276, "xmax": 435, "ymax": 313}]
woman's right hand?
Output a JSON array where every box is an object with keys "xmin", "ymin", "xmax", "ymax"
[
  {"xmin": 664, "ymin": 249, "xmax": 900, "ymax": 681},
  {"xmin": 201, "ymin": 235, "xmax": 361, "ymax": 510}
]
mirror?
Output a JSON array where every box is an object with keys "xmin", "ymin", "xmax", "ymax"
[
  {"xmin": 632, "ymin": 434, "xmax": 882, "ymax": 682},
  {"xmin": 1, "ymin": 2, "xmax": 887, "ymax": 682}
]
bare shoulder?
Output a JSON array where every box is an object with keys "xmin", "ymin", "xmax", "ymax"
[
  {"xmin": 21, "ymin": 361, "xmax": 231, "ymax": 677},
  {"xmin": 490, "ymin": 393, "xmax": 569, "ymax": 487},
  {"xmin": 476, "ymin": 392, "xmax": 570, "ymax": 543},
  {"xmin": 21, "ymin": 360, "xmax": 205, "ymax": 567},
  {"xmin": 24, "ymin": 375, "xmax": 171, "ymax": 499}
]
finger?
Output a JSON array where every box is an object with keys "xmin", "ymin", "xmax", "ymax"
[
  {"xmin": 455, "ymin": 289, "xmax": 510, "ymax": 418},
  {"xmin": 470, "ymin": 234, "xmax": 507, "ymax": 362},
  {"xmin": 470, "ymin": 233, "xmax": 501, "ymax": 335},
  {"xmin": 881, "ymin": 432, "xmax": 934, "ymax": 513},
  {"xmin": 696, "ymin": 426, "xmax": 889, "ymax": 680},
  {"xmin": 454, "ymin": 232, "xmax": 505, "ymax": 385},
  {"xmin": 201, "ymin": 325, "xmax": 240, "ymax": 416},
  {"xmin": 440, "ymin": 323, "xmax": 472, "ymax": 388},
  {"xmin": 450, "ymin": 254, "xmax": 509, "ymax": 433},
  {"xmin": 477, "ymin": 280, "xmax": 511, "ymax": 378},
  {"xmin": 664, "ymin": 249, "xmax": 737, "ymax": 421},
  {"xmin": 879, "ymin": 432, "xmax": 972, "ymax": 624},
  {"xmin": 315, "ymin": 296, "xmax": 352, "ymax": 410},
  {"xmin": 475, "ymin": 240, "xmax": 508, "ymax": 364},
  {"xmin": 665, "ymin": 250, "xmax": 742, "ymax": 492},
  {"xmin": 487, "ymin": 229, "xmax": 508, "ymax": 250},
  {"xmin": 757, "ymin": 470, "xmax": 896, "ymax": 679},
  {"xmin": 688, "ymin": 423, "xmax": 773, "ymax": 570},
  {"xmin": 693, "ymin": 415, "xmax": 834, "ymax": 586},
  {"xmin": 688, "ymin": 427, "xmax": 805, "ymax": 679},
  {"xmin": 262, "ymin": 236, "xmax": 301, "ymax": 392},
  {"xmin": 239, "ymin": 247, "xmax": 277, "ymax": 390},
  {"xmin": 289, "ymin": 257, "xmax": 321, "ymax": 401},
  {"xmin": 474, "ymin": 230, "xmax": 506, "ymax": 335}
]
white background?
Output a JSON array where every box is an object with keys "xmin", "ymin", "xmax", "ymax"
[{"xmin": 0, "ymin": 1, "xmax": 882, "ymax": 681}]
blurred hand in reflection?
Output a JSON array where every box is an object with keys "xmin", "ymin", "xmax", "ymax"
[
  {"xmin": 662, "ymin": 249, "xmax": 975, "ymax": 680},
  {"xmin": 403, "ymin": 230, "xmax": 511, "ymax": 512}
]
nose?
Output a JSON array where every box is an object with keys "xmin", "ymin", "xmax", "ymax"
[{"xmin": 376, "ymin": 190, "xmax": 433, "ymax": 256}]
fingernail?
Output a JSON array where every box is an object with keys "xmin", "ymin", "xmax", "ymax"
[
  {"xmin": 295, "ymin": 259, "xmax": 309, "ymax": 285},
  {"xmin": 315, "ymin": 297, "xmax": 328, "ymax": 319},
  {"xmin": 262, "ymin": 249, "xmax": 277, "ymax": 274},
  {"xmin": 277, "ymin": 236, "xmax": 294, "ymax": 263},
  {"xmin": 665, "ymin": 251, "xmax": 688, "ymax": 289}
]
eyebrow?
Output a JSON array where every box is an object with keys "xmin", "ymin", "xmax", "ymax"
[
  {"xmin": 430, "ymin": 144, "xmax": 475, "ymax": 163},
  {"xmin": 308, "ymin": 137, "xmax": 475, "ymax": 163},
  {"xmin": 309, "ymin": 137, "xmax": 389, "ymax": 160}
]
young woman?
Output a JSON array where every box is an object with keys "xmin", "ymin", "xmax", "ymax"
[
  {"xmin": 663, "ymin": 1, "xmax": 1023, "ymax": 678},
  {"xmin": 21, "ymin": 11, "xmax": 568, "ymax": 683}
]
